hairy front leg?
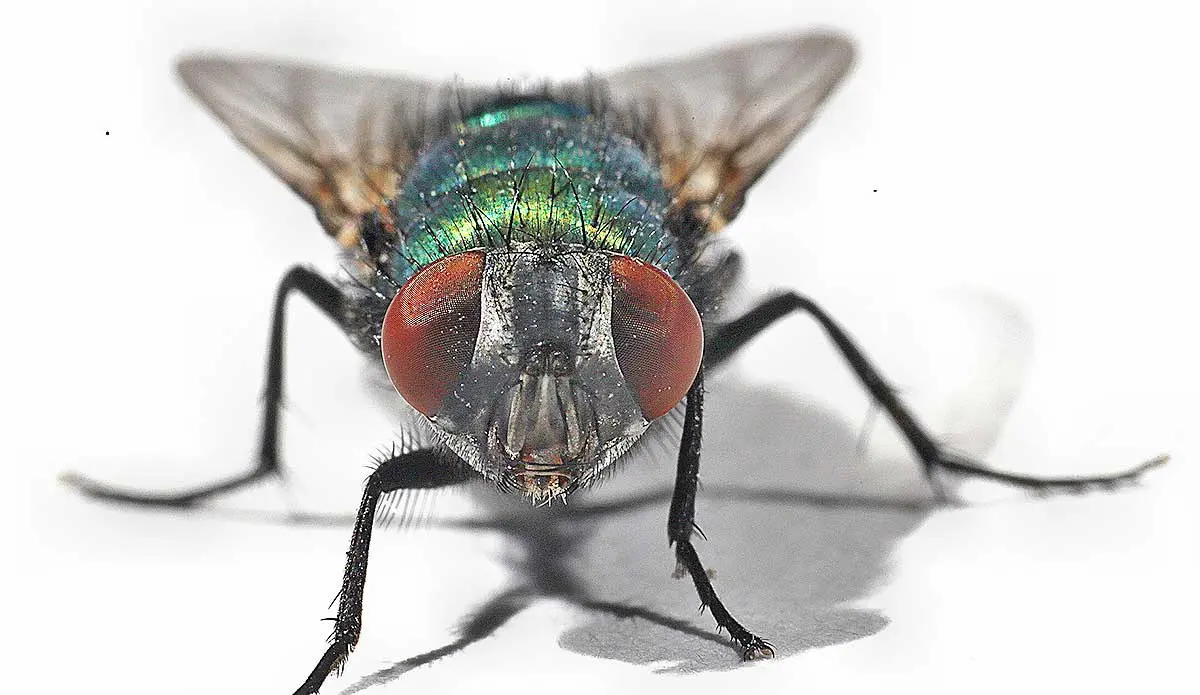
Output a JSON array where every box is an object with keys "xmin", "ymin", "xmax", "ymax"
[{"xmin": 292, "ymin": 448, "xmax": 472, "ymax": 695}]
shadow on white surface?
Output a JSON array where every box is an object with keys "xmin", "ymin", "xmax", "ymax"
[
  {"xmin": 37, "ymin": 350, "xmax": 1191, "ymax": 695},
  {"xmin": 303, "ymin": 378, "xmax": 932, "ymax": 692}
]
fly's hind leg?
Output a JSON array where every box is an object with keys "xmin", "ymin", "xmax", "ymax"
[
  {"xmin": 704, "ymin": 292, "xmax": 1167, "ymax": 499},
  {"xmin": 61, "ymin": 266, "xmax": 350, "ymax": 507}
]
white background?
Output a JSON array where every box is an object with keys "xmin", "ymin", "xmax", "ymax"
[{"xmin": 2, "ymin": 1, "xmax": 1198, "ymax": 693}]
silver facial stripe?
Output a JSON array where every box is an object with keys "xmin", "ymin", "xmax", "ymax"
[{"xmin": 431, "ymin": 244, "xmax": 650, "ymax": 495}]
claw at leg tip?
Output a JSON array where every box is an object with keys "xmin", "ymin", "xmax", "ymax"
[{"xmin": 743, "ymin": 643, "xmax": 775, "ymax": 660}]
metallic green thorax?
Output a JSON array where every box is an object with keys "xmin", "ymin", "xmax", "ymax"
[{"xmin": 389, "ymin": 101, "xmax": 677, "ymax": 282}]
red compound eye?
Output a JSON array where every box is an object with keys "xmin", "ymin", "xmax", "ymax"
[
  {"xmin": 381, "ymin": 252, "xmax": 486, "ymax": 416},
  {"xmin": 610, "ymin": 255, "xmax": 704, "ymax": 419}
]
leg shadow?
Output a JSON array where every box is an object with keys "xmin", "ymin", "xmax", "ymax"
[
  {"xmin": 551, "ymin": 377, "xmax": 929, "ymax": 672},
  {"xmin": 341, "ymin": 588, "xmax": 534, "ymax": 695}
]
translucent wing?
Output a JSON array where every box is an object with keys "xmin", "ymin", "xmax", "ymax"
[
  {"xmin": 178, "ymin": 56, "xmax": 490, "ymax": 247},
  {"xmin": 601, "ymin": 31, "xmax": 856, "ymax": 231},
  {"xmin": 179, "ymin": 32, "xmax": 853, "ymax": 246}
]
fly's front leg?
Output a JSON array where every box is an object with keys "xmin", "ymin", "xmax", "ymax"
[
  {"xmin": 62, "ymin": 266, "xmax": 348, "ymax": 507},
  {"xmin": 293, "ymin": 448, "xmax": 472, "ymax": 695},
  {"xmin": 668, "ymin": 366, "xmax": 774, "ymax": 660},
  {"xmin": 705, "ymin": 292, "xmax": 1167, "ymax": 497}
]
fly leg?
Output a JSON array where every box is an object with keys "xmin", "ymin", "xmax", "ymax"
[
  {"xmin": 669, "ymin": 366, "xmax": 774, "ymax": 660},
  {"xmin": 293, "ymin": 448, "xmax": 472, "ymax": 695},
  {"xmin": 61, "ymin": 266, "xmax": 349, "ymax": 507},
  {"xmin": 704, "ymin": 292, "xmax": 1167, "ymax": 498}
]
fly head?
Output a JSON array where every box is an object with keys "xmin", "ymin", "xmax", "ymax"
[{"xmin": 380, "ymin": 244, "xmax": 703, "ymax": 503}]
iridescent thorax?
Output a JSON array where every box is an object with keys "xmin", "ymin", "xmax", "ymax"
[{"xmin": 386, "ymin": 100, "xmax": 679, "ymax": 283}]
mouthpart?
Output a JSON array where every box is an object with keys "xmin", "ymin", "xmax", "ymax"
[{"xmin": 505, "ymin": 458, "xmax": 575, "ymax": 503}]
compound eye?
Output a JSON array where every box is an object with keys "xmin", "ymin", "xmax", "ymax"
[
  {"xmin": 381, "ymin": 252, "xmax": 485, "ymax": 416},
  {"xmin": 610, "ymin": 255, "xmax": 704, "ymax": 419}
]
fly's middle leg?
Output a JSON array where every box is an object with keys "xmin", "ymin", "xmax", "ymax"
[
  {"xmin": 668, "ymin": 366, "xmax": 774, "ymax": 660},
  {"xmin": 704, "ymin": 291, "xmax": 1167, "ymax": 498},
  {"xmin": 61, "ymin": 266, "xmax": 349, "ymax": 507}
]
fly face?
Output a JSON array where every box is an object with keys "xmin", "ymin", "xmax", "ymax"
[{"xmin": 379, "ymin": 244, "xmax": 703, "ymax": 502}]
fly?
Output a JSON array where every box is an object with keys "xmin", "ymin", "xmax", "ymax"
[{"xmin": 62, "ymin": 31, "xmax": 1168, "ymax": 694}]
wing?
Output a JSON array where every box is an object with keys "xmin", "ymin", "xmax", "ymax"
[
  {"xmin": 601, "ymin": 31, "xmax": 856, "ymax": 231},
  {"xmin": 178, "ymin": 56, "xmax": 491, "ymax": 248},
  {"xmin": 178, "ymin": 32, "xmax": 854, "ymax": 247}
]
